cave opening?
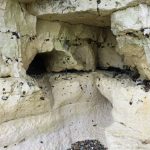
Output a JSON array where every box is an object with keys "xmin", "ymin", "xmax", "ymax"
[{"xmin": 26, "ymin": 53, "xmax": 49, "ymax": 76}]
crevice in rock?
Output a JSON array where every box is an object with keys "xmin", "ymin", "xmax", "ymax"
[
  {"xmin": 96, "ymin": 0, "xmax": 101, "ymax": 16},
  {"xmin": 97, "ymin": 66, "xmax": 140, "ymax": 82},
  {"xmin": 26, "ymin": 53, "xmax": 48, "ymax": 75},
  {"xmin": 26, "ymin": 50, "xmax": 141, "ymax": 83}
]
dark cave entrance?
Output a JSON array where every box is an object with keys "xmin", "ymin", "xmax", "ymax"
[
  {"xmin": 26, "ymin": 50, "xmax": 72, "ymax": 76},
  {"xmin": 26, "ymin": 53, "xmax": 49, "ymax": 76}
]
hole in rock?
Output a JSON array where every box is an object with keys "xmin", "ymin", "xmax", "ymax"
[
  {"xmin": 26, "ymin": 50, "xmax": 77, "ymax": 76},
  {"xmin": 26, "ymin": 53, "xmax": 49, "ymax": 75}
]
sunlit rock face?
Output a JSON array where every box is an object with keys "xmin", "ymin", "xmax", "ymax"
[
  {"xmin": 111, "ymin": 4, "xmax": 150, "ymax": 78},
  {"xmin": 27, "ymin": 0, "xmax": 150, "ymax": 27},
  {"xmin": 96, "ymin": 72, "xmax": 150, "ymax": 149},
  {"xmin": 35, "ymin": 19, "xmax": 100, "ymax": 72},
  {"xmin": 1, "ymin": 0, "xmax": 150, "ymax": 150},
  {"xmin": 0, "ymin": 0, "xmax": 36, "ymax": 78}
]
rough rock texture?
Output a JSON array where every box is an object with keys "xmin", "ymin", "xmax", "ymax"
[
  {"xmin": 0, "ymin": 73, "xmax": 112, "ymax": 150},
  {"xmin": 111, "ymin": 4, "xmax": 150, "ymax": 78},
  {"xmin": 1, "ymin": 0, "xmax": 150, "ymax": 150},
  {"xmin": 0, "ymin": 0, "xmax": 36, "ymax": 77},
  {"xmin": 35, "ymin": 19, "xmax": 99, "ymax": 72},
  {"xmin": 96, "ymin": 72, "xmax": 150, "ymax": 149},
  {"xmin": 98, "ymin": 28, "xmax": 124, "ymax": 68},
  {"xmin": 27, "ymin": 0, "xmax": 150, "ymax": 26},
  {"xmin": 0, "ymin": 76, "xmax": 50, "ymax": 124}
]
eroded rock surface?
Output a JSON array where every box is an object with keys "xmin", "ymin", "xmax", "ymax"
[
  {"xmin": 111, "ymin": 4, "xmax": 150, "ymax": 78},
  {"xmin": 27, "ymin": 0, "xmax": 150, "ymax": 26},
  {"xmin": 35, "ymin": 19, "xmax": 99, "ymax": 72},
  {"xmin": 1, "ymin": 0, "xmax": 150, "ymax": 150}
]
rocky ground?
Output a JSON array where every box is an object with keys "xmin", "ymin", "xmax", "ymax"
[{"xmin": 67, "ymin": 140, "xmax": 107, "ymax": 150}]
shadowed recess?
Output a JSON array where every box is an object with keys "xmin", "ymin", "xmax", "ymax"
[{"xmin": 26, "ymin": 53, "xmax": 49, "ymax": 75}]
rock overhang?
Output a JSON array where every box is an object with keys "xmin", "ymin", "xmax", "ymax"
[{"xmin": 26, "ymin": 0, "xmax": 150, "ymax": 27}]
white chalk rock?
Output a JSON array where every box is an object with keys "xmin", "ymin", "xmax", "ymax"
[
  {"xmin": 0, "ymin": 76, "xmax": 50, "ymax": 125},
  {"xmin": 0, "ymin": 0, "xmax": 36, "ymax": 77},
  {"xmin": 27, "ymin": 0, "xmax": 150, "ymax": 26},
  {"xmin": 28, "ymin": 20, "xmax": 99, "ymax": 72},
  {"xmin": 0, "ymin": 73, "xmax": 112, "ymax": 149},
  {"xmin": 115, "ymin": 35, "xmax": 150, "ymax": 78},
  {"xmin": 98, "ymin": 28, "xmax": 124, "ymax": 68},
  {"xmin": 111, "ymin": 4, "xmax": 150, "ymax": 35},
  {"xmin": 111, "ymin": 4, "xmax": 150, "ymax": 78},
  {"xmin": 96, "ymin": 73, "xmax": 150, "ymax": 149},
  {"xmin": 1, "ymin": 0, "xmax": 150, "ymax": 149}
]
